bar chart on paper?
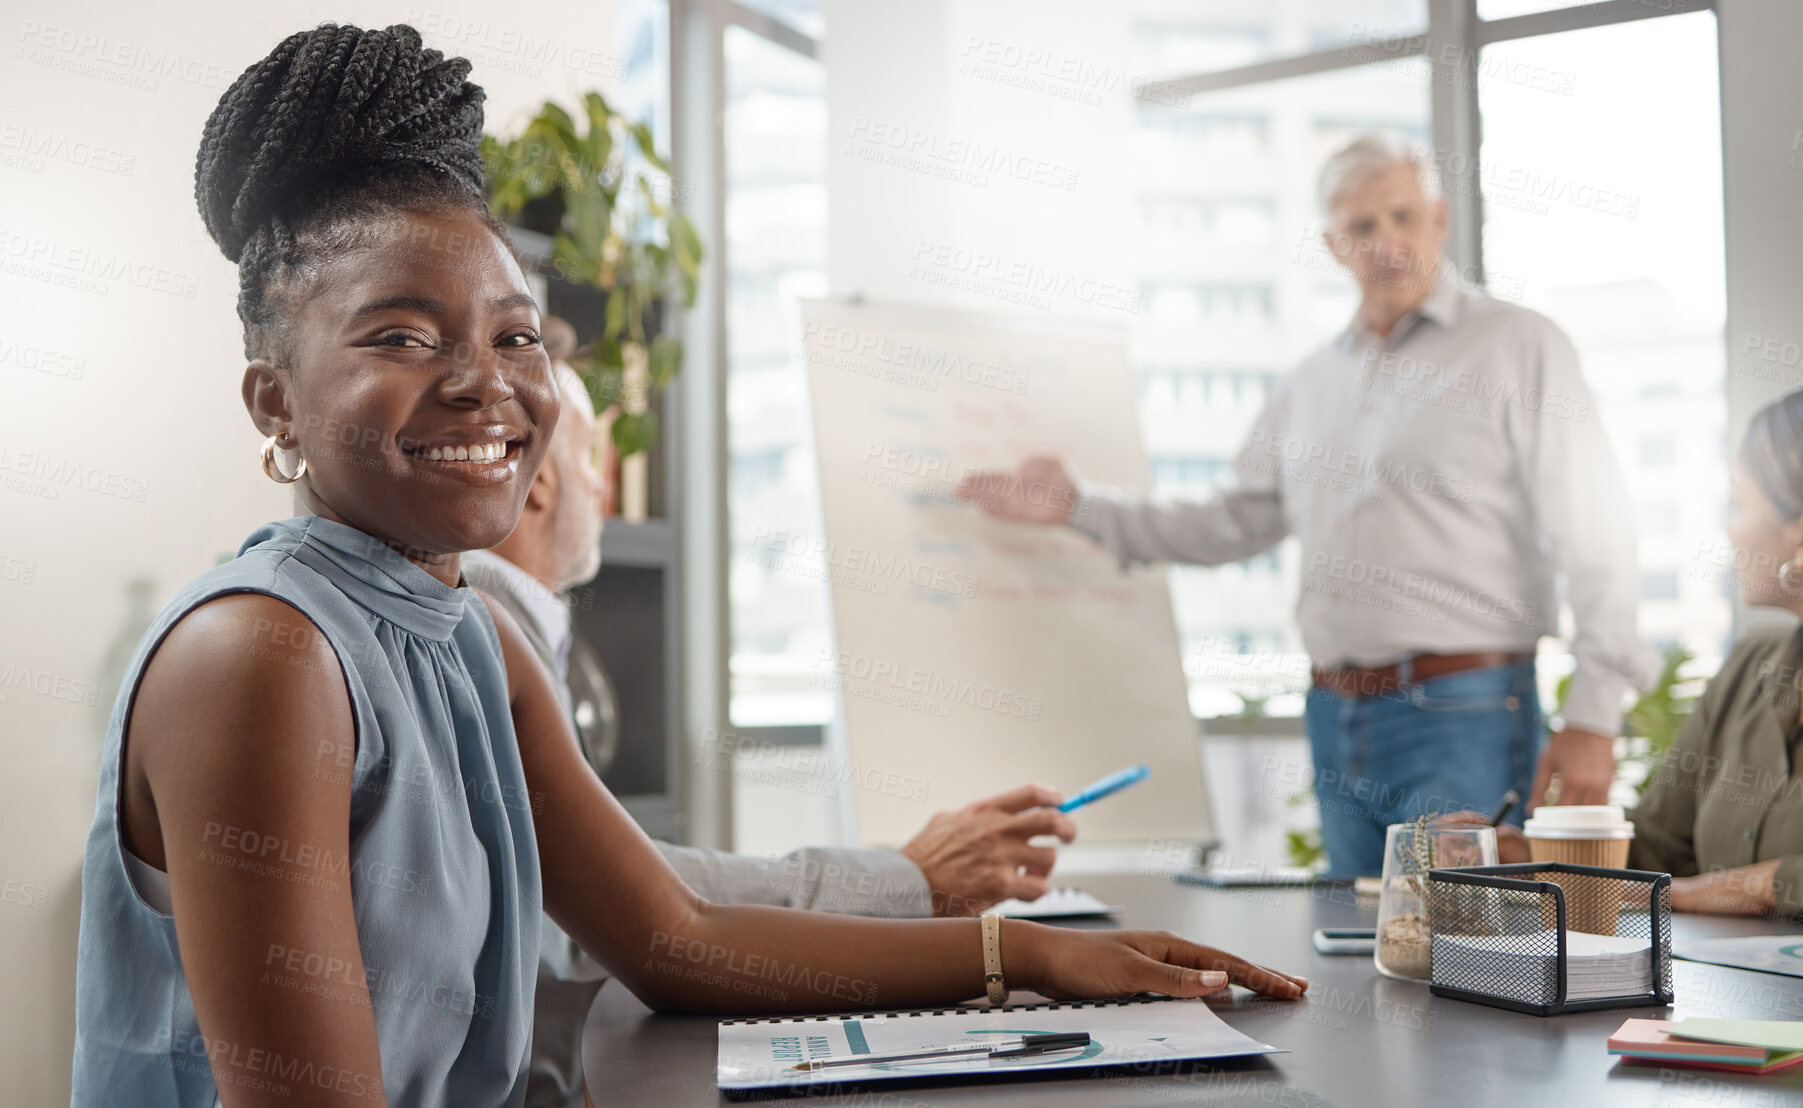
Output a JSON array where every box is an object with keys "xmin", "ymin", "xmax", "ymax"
[
  {"xmin": 717, "ymin": 997, "xmax": 1281, "ymax": 1091},
  {"xmin": 797, "ymin": 298, "xmax": 1213, "ymax": 848}
]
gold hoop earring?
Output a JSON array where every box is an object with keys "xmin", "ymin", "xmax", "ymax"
[
  {"xmin": 260, "ymin": 433, "xmax": 307, "ymax": 484},
  {"xmin": 1781, "ymin": 557, "xmax": 1803, "ymax": 593}
]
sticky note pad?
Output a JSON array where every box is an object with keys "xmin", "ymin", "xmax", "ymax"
[{"xmin": 1669, "ymin": 1019, "xmax": 1803, "ymax": 1054}]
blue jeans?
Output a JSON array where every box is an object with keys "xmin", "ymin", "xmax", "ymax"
[{"xmin": 1305, "ymin": 661, "xmax": 1543, "ymax": 879}]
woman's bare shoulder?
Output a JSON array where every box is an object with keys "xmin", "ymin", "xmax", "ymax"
[{"xmin": 129, "ymin": 591, "xmax": 354, "ymax": 779}]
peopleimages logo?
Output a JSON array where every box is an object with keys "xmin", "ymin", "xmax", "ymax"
[
  {"xmin": 816, "ymin": 648, "xmax": 1045, "ymax": 721},
  {"xmin": 956, "ymin": 36, "xmax": 1190, "ymax": 107},
  {"xmin": 803, "ymin": 320, "xmax": 1030, "ymax": 394},
  {"xmin": 751, "ymin": 525, "xmax": 977, "ymax": 599},
  {"xmin": 910, "ymin": 240, "xmax": 1141, "ymax": 313},
  {"xmin": 846, "ymin": 116, "xmax": 1081, "ymax": 191},
  {"xmin": 1244, "ymin": 429, "xmax": 1478, "ymax": 504},
  {"xmin": 0, "ymin": 122, "xmax": 135, "ymax": 176},
  {"xmin": 1357, "ymin": 348, "xmax": 1591, "ymax": 423},
  {"xmin": 1306, "ymin": 552, "xmax": 1542, "ymax": 626},
  {"xmin": 0, "ymin": 227, "xmax": 200, "ymax": 299}
]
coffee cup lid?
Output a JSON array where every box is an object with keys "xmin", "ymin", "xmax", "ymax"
[{"xmin": 1521, "ymin": 805, "xmax": 1634, "ymax": 839}]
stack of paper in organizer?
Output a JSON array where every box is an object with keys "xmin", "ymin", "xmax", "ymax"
[
  {"xmin": 1609, "ymin": 1019, "xmax": 1803, "ymax": 1075},
  {"xmin": 1435, "ymin": 929, "xmax": 1651, "ymax": 1000}
]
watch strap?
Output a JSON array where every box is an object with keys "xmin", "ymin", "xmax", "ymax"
[{"xmin": 981, "ymin": 912, "xmax": 1009, "ymax": 1006}]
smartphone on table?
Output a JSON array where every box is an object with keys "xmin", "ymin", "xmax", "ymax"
[{"xmin": 1311, "ymin": 928, "xmax": 1377, "ymax": 955}]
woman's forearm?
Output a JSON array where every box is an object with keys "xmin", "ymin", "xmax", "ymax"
[
  {"xmin": 612, "ymin": 902, "xmax": 1307, "ymax": 1015},
  {"xmin": 507, "ymin": 603, "xmax": 1306, "ymax": 1017},
  {"xmin": 1670, "ymin": 860, "xmax": 1782, "ymax": 915},
  {"xmin": 618, "ymin": 903, "xmax": 995, "ymax": 1014}
]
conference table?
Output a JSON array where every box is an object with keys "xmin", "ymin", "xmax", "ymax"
[{"xmin": 580, "ymin": 871, "xmax": 1803, "ymax": 1106}]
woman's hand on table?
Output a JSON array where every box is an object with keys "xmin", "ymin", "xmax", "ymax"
[
  {"xmin": 1009, "ymin": 921, "xmax": 1308, "ymax": 1002},
  {"xmin": 1669, "ymin": 860, "xmax": 1781, "ymax": 916},
  {"xmin": 1436, "ymin": 811, "xmax": 1531, "ymax": 864}
]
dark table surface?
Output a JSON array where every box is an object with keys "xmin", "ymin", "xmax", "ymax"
[{"xmin": 580, "ymin": 872, "xmax": 1803, "ymax": 1107}]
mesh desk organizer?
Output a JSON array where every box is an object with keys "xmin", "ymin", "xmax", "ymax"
[{"xmin": 1423, "ymin": 863, "xmax": 1673, "ymax": 1016}]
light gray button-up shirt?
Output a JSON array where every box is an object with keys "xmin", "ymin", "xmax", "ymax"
[
  {"xmin": 1072, "ymin": 275, "xmax": 1658, "ymax": 735},
  {"xmin": 458, "ymin": 550, "xmax": 935, "ymax": 969}
]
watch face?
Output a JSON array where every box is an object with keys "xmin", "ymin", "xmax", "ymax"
[{"xmin": 566, "ymin": 634, "xmax": 620, "ymax": 778}]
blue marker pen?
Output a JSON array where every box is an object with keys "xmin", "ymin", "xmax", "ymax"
[{"xmin": 1057, "ymin": 764, "xmax": 1150, "ymax": 813}]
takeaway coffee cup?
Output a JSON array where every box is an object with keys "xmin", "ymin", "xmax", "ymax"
[{"xmin": 1522, "ymin": 806, "xmax": 1635, "ymax": 934}]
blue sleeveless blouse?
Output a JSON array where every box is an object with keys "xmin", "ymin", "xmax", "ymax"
[{"xmin": 72, "ymin": 515, "xmax": 541, "ymax": 1106}]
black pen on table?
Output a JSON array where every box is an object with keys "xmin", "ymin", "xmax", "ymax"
[{"xmin": 1487, "ymin": 789, "xmax": 1520, "ymax": 827}]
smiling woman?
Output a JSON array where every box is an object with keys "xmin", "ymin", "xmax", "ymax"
[{"xmin": 69, "ymin": 22, "xmax": 1304, "ymax": 1108}]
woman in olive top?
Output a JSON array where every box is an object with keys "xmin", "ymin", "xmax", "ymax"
[{"xmin": 1483, "ymin": 389, "xmax": 1803, "ymax": 917}]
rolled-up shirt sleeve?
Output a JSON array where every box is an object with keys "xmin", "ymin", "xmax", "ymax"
[
  {"xmin": 1503, "ymin": 319, "xmax": 1659, "ymax": 736},
  {"xmin": 1069, "ymin": 387, "xmax": 1290, "ymax": 570},
  {"xmin": 1772, "ymin": 856, "xmax": 1803, "ymax": 919},
  {"xmin": 653, "ymin": 841, "xmax": 933, "ymax": 917}
]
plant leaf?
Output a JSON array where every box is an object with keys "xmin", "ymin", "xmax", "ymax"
[
  {"xmin": 648, "ymin": 335, "xmax": 683, "ymax": 388},
  {"xmin": 631, "ymin": 120, "xmax": 670, "ymax": 173},
  {"xmin": 604, "ymin": 290, "xmax": 625, "ymax": 341},
  {"xmin": 582, "ymin": 94, "xmax": 614, "ymax": 180},
  {"xmin": 583, "ymin": 364, "xmax": 625, "ymax": 413},
  {"xmin": 551, "ymin": 235, "xmax": 596, "ymax": 286},
  {"xmin": 670, "ymin": 213, "xmax": 704, "ymax": 272},
  {"xmin": 537, "ymin": 102, "xmax": 579, "ymax": 145},
  {"xmin": 612, "ymin": 409, "xmax": 658, "ymax": 457}
]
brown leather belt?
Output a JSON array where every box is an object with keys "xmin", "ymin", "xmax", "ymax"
[{"xmin": 1310, "ymin": 651, "xmax": 1533, "ymax": 698}]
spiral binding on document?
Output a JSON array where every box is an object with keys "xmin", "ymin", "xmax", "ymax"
[{"xmin": 720, "ymin": 995, "xmax": 1171, "ymax": 1026}]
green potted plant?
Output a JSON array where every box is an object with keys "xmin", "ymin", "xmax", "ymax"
[
  {"xmin": 1554, "ymin": 643, "xmax": 1702, "ymax": 800},
  {"xmin": 481, "ymin": 92, "xmax": 704, "ymax": 462}
]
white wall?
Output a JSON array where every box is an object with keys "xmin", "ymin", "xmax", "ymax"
[
  {"xmin": 823, "ymin": 0, "xmax": 1139, "ymax": 319},
  {"xmin": 0, "ymin": 2, "xmax": 618, "ymax": 1099}
]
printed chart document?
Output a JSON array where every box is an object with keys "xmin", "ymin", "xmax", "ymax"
[
  {"xmin": 717, "ymin": 996, "xmax": 1281, "ymax": 1091},
  {"xmin": 1673, "ymin": 935, "xmax": 1803, "ymax": 979}
]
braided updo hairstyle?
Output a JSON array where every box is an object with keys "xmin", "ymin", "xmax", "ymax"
[{"xmin": 195, "ymin": 23, "xmax": 514, "ymax": 362}]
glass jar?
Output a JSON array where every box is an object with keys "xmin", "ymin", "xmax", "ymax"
[{"xmin": 1374, "ymin": 823, "xmax": 1497, "ymax": 981}]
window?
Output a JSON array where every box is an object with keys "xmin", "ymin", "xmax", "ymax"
[
  {"xmin": 731, "ymin": 446, "xmax": 788, "ymax": 496},
  {"xmin": 616, "ymin": 0, "xmax": 669, "ymax": 129},
  {"xmin": 1140, "ymin": 196, "xmax": 1276, "ymax": 242},
  {"xmin": 1133, "ymin": 22, "xmax": 1270, "ymax": 75},
  {"xmin": 708, "ymin": 0, "xmax": 1722, "ymax": 732},
  {"xmin": 1135, "ymin": 107, "xmax": 1270, "ymax": 157},
  {"xmin": 1478, "ymin": 0, "xmax": 1590, "ymax": 19},
  {"xmin": 736, "ymin": 0, "xmax": 822, "ymax": 38},
  {"xmin": 1641, "ymin": 501, "xmax": 1678, "ymax": 536},
  {"xmin": 1477, "ymin": 10, "xmax": 1727, "ymax": 663},
  {"xmin": 1136, "ymin": 59, "xmax": 1429, "ymax": 718},
  {"xmin": 1130, "ymin": 4, "xmax": 1428, "ymax": 73},
  {"xmin": 1639, "ymin": 435, "xmax": 1677, "ymax": 467},
  {"xmin": 723, "ymin": 25, "xmax": 829, "ymax": 725},
  {"xmin": 1150, "ymin": 454, "xmax": 1233, "ymax": 496}
]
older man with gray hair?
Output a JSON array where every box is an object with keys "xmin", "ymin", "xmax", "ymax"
[
  {"xmin": 960, "ymin": 131, "xmax": 1656, "ymax": 878},
  {"xmin": 465, "ymin": 320, "xmax": 1085, "ymax": 1107}
]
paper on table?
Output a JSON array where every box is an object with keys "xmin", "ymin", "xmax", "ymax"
[
  {"xmin": 716, "ymin": 996, "xmax": 1281, "ymax": 1090},
  {"xmin": 1672, "ymin": 935, "xmax": 1803, "ymax": 979},
  {"xmin": 993, "ymin": 887, "xmax": 1119, "ymax": 918},
  {"xmin": 1670, "ymin": 1019, "xmax": 1803, "ymax": 1054},
  {"xmin": 1434, "ymin": 930, "xmax": 1651, "ymax": 1000}
]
